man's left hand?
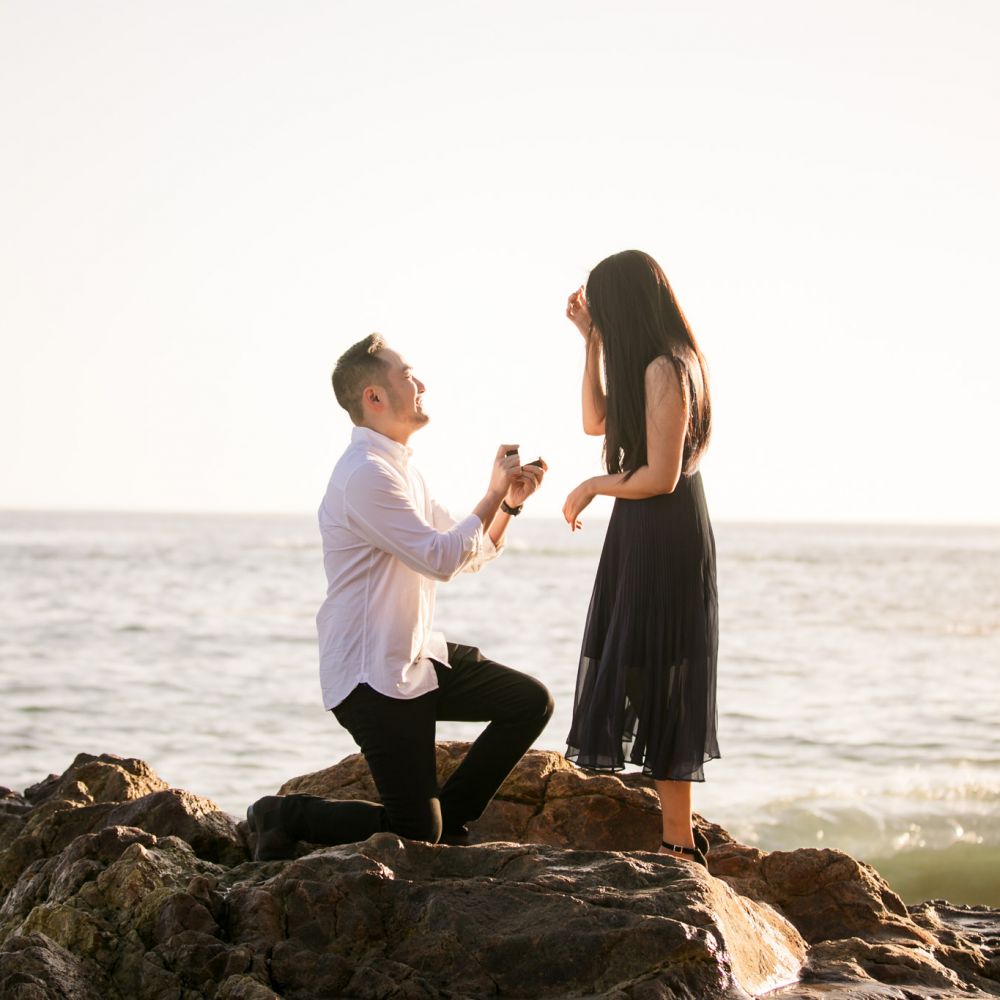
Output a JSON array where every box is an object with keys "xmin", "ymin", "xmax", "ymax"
[{"xmin": 506, "ymin": 458, "xmax": 547, "ymax": 508}]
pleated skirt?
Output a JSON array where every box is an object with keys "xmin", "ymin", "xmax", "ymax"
[{"xmin": 566, "ymin": 471, "xmax": 720, "ymax": 781}]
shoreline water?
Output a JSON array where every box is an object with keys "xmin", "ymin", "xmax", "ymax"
[{"xmin": 2, "ymin": 509, "xmax": 998, "ymax": 906}]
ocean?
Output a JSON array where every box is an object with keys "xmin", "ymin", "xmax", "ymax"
[{"xmin": 1, "ymin": 510, "xmax": 998, "ymax": 906}]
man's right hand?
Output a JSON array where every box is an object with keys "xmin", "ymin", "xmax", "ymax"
[{"xmin": 490, "ymin": 445, "xmax": 521, "ymax": 497}]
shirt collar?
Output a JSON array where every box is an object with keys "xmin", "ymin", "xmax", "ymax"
[{"xmin": 351, "ymin": 425, "xmax": 413, "ymax": 466}]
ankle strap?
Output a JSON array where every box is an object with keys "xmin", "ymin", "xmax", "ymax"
[{"xmin": 661, "ymin": 841, "xmax": 698, "ymax": 857}]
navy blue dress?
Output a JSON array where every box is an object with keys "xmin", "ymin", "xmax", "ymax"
[{"xmin": 566, "ymin": 470, "xmax": 720, "ymax": 781}]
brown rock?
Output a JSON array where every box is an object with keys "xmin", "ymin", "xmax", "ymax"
[
  {"xmin": 215, "ymin": 973, "xmax": 282, "ymax": 999},
  {"xmin": 0, "ymin": 755, "xmax": 247, "ymax": 898},
  {"xmin": 279, "ymin": 742, "xmax": 697, "ymax": 851},
  {"xmin": 23, "ymin": 753, "xmax": 168, "ymax": 807},
  {"xmin": 105, "ymin": 789, "xmax": 247, "ymax": 867},
  {"xmin": 0, "ymin": 754, "xmax": 808, "ymax": 1000},
  {"xmin": 2, "ymin": 751, "xmax": 999, "ymax": 1000},
  {"xmin": 708, "ymin": 841, "xmax": 1000, "ymax": 997},
  {"xmin": 711, "ymin": 843, "xmax": 915, "ymax": 945},
  {"xmin": 908, "ymin": 901, "xmax": 1000, "ymax": 989},
  {"xmin": 246, "ymin": 833, "xmax": 806, "ymax": 999},
  {"xmin": 0, "ymin": 788, "xmax": 31, "ymax": 818},
  {"xmin": 0, "ymin": 932, "xmax": 106, "ymax": 1000}
]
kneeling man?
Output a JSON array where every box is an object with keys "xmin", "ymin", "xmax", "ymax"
[{"xmin": 247, "ymin": 334, "xmax": 553, "ymax": 858}]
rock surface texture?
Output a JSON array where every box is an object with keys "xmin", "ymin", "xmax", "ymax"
[{"xmin": 0, "ymin": 747, "xmax": 996, "ymax": 999}]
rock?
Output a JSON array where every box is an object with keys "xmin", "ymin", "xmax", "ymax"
[
  {"xmin": 263, "ymin": 833, "xmax": 806, "ymax": 998},
  {"xmin": 216, "ymin": 974, "xmax": 282, "ymax": 999},
  {"xmin": 0, "ymin": 932, "xmax": 107, "ymax": 1000},
  {"xmin": 23, "ymin": 752, "xmax": 168, "ymax": 808},
  {"xmin": 676, "ymin": 832, "xmax": 1000, "ymax": 998},
  {"xmin": 105, "ymin": 789, "xmax": 247, "ymax": 867},
  {"xmin": 279, "ymin": 742, "xmax": 689, "ymax": 852},
  {"xmin": 707, "ymin": 841, "xmax": 916, "ymax": 944},
  {"xmin": 1, "ymin": 750, "xmax": 999, "ymax": 999},
  {"xmin": 3, "ymin": 825, "xmax": 806, "ymax": 998},
  {"xmin": 0, "ymin": 788, "xmax": 31, "ymax": 818},
  {"xmin": 908, "ymin": 901, "xmax": 1000, "ymax": 988},
  {"xmin": 0, "ymin": 753, "xmax": 247, "ymax": 897}
]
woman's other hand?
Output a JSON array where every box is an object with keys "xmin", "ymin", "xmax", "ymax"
[{"xmin": 562, "ymin": 478, "xmax": 595, "ymax": 531}]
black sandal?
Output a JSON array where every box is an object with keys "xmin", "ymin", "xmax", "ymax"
[
  {"xmin": 694, "ymin": 827, "xmax": 711, "ymax": 856},
  {"xmin": 661, "ymin": 841, "xmax": 708, "ymax": 868}
]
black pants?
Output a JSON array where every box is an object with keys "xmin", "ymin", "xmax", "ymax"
[{"xmin": 276, "ymin": 643, "xmax": 554, "ymax": 845}]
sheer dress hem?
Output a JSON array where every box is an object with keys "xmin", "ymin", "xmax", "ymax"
[{"xmin": 564, "ymin": 749, "xmax": 721, "ymax": 784}]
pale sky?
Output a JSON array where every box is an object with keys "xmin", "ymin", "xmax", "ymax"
[{"xmin": 2, "ymin": 1, "xmax": 998, "ymax": 524}]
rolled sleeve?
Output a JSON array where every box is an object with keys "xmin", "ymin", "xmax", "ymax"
[
  {"xmin": 430, "ymin": 497, "xmax": 503, "ymax": 573},
  {"xmin": 344, "ymin": 462, "xmax": 484, "ymax": 582}
]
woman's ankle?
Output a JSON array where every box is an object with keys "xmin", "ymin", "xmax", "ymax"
[
  {"xmin": 660, "ymin": 826, "xmax": 695, "ymax": 849},
  {"xmin": 658, "ymin": 842, "xmax": 686, "ymax": 856},
  {"xmin": 658, "ymin": 840, "xmax": 708, "ymax": 868}
]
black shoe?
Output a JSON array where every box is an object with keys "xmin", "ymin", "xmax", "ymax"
[
  {"xmin": 246, "ymin": 796, "xmax": 296, "ymax": 861},
  {"xmin": 661, "ymin": 840, "xmax": 708, "ymax": 868},
  {"xmin": 439, "ymin": 825, "xmax": 471, "ymax": 846}
]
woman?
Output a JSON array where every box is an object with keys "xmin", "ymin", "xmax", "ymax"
[{"xmin": 563, "ymin": 249, "xmax": 719, "ymax": 866}]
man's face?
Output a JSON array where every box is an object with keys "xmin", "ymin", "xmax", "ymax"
[{"xmin": 379, "ymin": 348, "xmax": 429, "ymax": 428}]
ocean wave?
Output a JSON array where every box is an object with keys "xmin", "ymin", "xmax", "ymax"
[
  {"xmin": 725, "ymin": 790, "xmax": 1000, "ymax": 883},
  {"xmin": 501, "ymin": 544, "xmax": 604, "ymax": 558},
  {"xmin": 864, "ymin": 844, "xmax": 1000, "ymax": 907}
]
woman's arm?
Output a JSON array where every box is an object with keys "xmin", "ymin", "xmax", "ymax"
[
  {"xmin": 581, "ymin": 333, "xmax": 606, "ymax": 436},
  {"xmin": 563, "ymin": 356, "xmax": 687, "ymax": 528},
  {"xmin": 567, "ymin": 286, "xmax": 606, "ymax": 435}
]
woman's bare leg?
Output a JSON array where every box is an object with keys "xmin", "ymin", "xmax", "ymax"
[{"xmin": 654, "ymin": 779, "xmax": 694, "ymax": 856}]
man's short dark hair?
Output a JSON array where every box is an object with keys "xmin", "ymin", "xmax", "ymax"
[{"xmin": 332, "ymin": 334, "xmax": 388, "ymax": 423}]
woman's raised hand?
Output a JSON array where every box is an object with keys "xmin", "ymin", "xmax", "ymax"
[{"xmin": 566, "ymin": 286, "xmax": 593, "ymax": 338}]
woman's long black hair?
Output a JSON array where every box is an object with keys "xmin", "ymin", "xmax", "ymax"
[{"xmin": 586, "ymin": 249, "xmax": 711, "ymax": 479}]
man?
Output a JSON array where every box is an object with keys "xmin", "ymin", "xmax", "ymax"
[{"xmin": 247, "ymin": 334, "xmax": 553, "ymax": 859}]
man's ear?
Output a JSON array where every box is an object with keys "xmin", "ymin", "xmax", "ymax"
[{"xmin": 364, "ymin": 386, "xmax": 381, "ymax": 407}]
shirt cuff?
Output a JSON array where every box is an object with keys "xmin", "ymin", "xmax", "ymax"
[
  {"xmin": 467, "ymin": 512, "xmax": 504, "ymax": 561},
  {"xmin": 483, "ymin": 529, "xmax": 504, "ymax": 559},
  {"xmin": 456, "ymin": 512, "xmax": 486, "ymax": 556}
]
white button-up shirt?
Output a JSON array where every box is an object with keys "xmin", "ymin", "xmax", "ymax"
[{"xmin": 316, "ymin": 426, "xmax": 502, "ymax": 709}]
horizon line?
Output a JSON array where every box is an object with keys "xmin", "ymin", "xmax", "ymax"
[{"xmin": 1, "ymin": 506, "xmax": 998, "ymax": 532}]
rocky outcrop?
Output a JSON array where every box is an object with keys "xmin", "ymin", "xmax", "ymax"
[
  {"xmin": 279, "ymin": 743, "xmax": 673, "ymax": 852},
  {"xmin": 1, "ymin": 748, "xmax": 998, "ymax": 1000},
  {"xmin": 708, "ymin": 835, "xmax": 1000, "ymax": 997}
]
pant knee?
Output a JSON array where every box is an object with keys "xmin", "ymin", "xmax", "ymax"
[
  {"xmin": 541, "ymin": 686, "xmax": 555, "ymax": 721},
  {"xmin": 531, "ymin": 682, "xmax": 555, "ymax": 723},
  {"xmin": 510, "ymin": 678, "xmax": 554, "ymax": 728}
]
